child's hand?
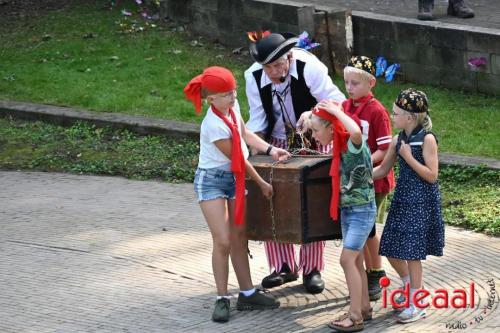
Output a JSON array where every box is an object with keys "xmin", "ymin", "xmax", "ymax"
[
  {"xmin": 316, "ymin": 100, "xmax": 342, "ymax": 115},
  {"xmin": 259, "ymin": 181, "xmax": 273, "ymax": 199},
  {"xmin": 296, "ymin": 111, "xmax": 312, "ymax": 134},
  {"xmin": 270, "ymin": 147, "xmax": 291, "ymax": 162},
  {"xmin": 399, "ymin": 140, "xmax": 413, "ymax": 160}
]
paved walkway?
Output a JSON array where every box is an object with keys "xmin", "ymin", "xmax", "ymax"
[{"xmin": 0, "ymin": 171, "xmax": 499, "ymax": 333}]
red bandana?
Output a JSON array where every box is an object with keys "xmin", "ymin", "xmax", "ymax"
[
  {"xmin": 210, "ymin": 106, "xmax": 246, "ymax": 225},
  {"xmin": 183, "ymin": 66, "xmax": 236, "ymax": 114},
  {"xmin": 342, "ymin": 92, "xmax": 374, "ymax": 128},
  {"xmin": 312, "ymin": 107, "xmax": 349, "ymax": 221}
]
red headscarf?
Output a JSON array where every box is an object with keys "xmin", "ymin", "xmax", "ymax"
[
  {"xmin": 183, "ymin": 66, "xmax": 237, "ymax": 114},
  {"xmin": 184, "ymin": 67, "xmax": 246, "ymax": 225},
  {"xmin": 311, "ymin": 107, "xmax": 350, "ymax": 221}
]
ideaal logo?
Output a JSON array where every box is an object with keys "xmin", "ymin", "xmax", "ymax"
[
  {"xmin": 379, "ymin": 276, "xmax": 475, "ymax": 310},
  {"xmin": 379, "ymin": 277, "xmax": 498, "ymax": 330}
]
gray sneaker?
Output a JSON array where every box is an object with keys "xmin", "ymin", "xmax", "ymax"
[
  {"xmin": 236, "ymin": 289, "xmax": 280, "ymax": 311},
  {"xmin": 212, "ymin": 298, "xmax": 230, "ymax": 322},
  {"xmin": 392, "ymin": 293, "xmax": 406, "ymax": 312},
  {"xmin": 397, "ymin": 304, "xmax": 426, "ymax": 323}
]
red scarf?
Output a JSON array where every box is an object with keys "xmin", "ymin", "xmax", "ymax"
[
  {"xmin": 211, "ymin": 106, "xmax": 246, "ymax": 225},
  {"xmin": 342, "ymin": 92, "xmax": 374, "ymax": 128},
  {"xmin": 312, "ymin": 107, "xmax": 349, "ymax": 221}
]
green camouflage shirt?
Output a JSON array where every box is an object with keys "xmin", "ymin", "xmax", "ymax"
[{"xmin": 340, "ymin": 139, "xmax": 375, "ymax": 207}]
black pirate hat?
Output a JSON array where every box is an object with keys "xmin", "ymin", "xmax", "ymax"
[{"xmin": 249, "ymin": 32, "xmax": 298, "ymax": 65}]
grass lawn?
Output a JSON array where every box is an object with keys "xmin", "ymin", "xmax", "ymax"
[
  {"xmin": 0, "ymin": 0, "xmax": 499, "ymax": 158},
  {"xmin": 0, "ymin": 118, "xmax": 198, "ymax": 181}
]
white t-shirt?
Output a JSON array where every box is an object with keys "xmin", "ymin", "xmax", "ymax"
[{"xmin": 198, "ymin": 100, "xmax": 250, "ymax": 169}]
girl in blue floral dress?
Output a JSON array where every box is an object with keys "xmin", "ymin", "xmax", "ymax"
[{"xmin": 373, "ymin": 88, "xmax": 444, "ymax": 324}]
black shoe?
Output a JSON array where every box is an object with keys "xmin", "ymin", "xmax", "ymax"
[
  {"xmin": 367, "ymin": 269, "xmax": 386, "ymax": 301},
  {"xmin": 261, "ymin": 263, "xmax": 298, "ymax": 289},
  {"xmin": 303, "ymin": 269, "xmax": 325, "ymax": 294},
  {"xmin": 448, "ymin": 0, "xmax": 474, "ymax": 18},
  {"xmin": 212, "ymin": 298, "xmax": 230, "ymax": 322},
  {"xmin": 417, "ymin": 0, "xmax": 434, "ymax": 20},
  {"xmin": 236, "ymin": 289, "xmax": 280, "ymax": 310}
]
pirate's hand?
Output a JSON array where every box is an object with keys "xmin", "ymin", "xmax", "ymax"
[
  {"xmin": 296, "ymin": 111, "xmax": 312, "ymax": 134},
  {"xmin": 270, "ymin": 147, "xmax": 291, "ymax": 162}
]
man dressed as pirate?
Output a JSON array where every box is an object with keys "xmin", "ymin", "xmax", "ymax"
[{"xmin": 244, "ymin": 32, "xmax": 345, "ymax": 293}]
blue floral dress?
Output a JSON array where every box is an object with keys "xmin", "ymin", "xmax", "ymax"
[{"xmin": 379, "ymin": 127, "xmax": 445, "ymax": 260}]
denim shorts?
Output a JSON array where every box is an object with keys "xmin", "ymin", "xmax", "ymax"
[
  {"xmin": 194, "ymin": 167, "xmax": 236, "ymax": 202},
  {"xmin": 341, "ymin": 200, "xmax": 376, "ymax": 251}
]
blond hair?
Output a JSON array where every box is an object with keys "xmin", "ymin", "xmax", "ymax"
[
  {"xmin": 343, "ymin": 66, "xmax": 376, "ymax": 82},
  {"xmin": 416, "ymin": 112, "xmax": 433, "ymax": 131},
  {"xmin": 397, "ymin": 106, "xmax": 433, "ymax": 132}
]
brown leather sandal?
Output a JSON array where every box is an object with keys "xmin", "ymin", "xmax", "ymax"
[
  {"xmin": 329, "ymin": 315, "xmax": 364, "ymax": 332},
  {"xmin": 327, "ymin": 312, "xmax": 350, "ymax": 329}
]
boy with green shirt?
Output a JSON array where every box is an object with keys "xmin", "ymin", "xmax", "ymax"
[{"xmin": 300, "ymin": 100, "xmax": 375, "ymax": 332}]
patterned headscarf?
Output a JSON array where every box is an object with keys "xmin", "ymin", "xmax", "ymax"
[
  {"xmin": 395, "ymin": 88, "xmax": 429, "ymax": 114},
  {"xmin": 347, "ymin": 56, "xmax": 376, "ymax": 76}
]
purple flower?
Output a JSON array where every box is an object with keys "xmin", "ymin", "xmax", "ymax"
[
  {"xmin": 468, "ymin": 57, "xmax": 487, "ymax": 68},
  {"xmin": 121, "ymin": 9, "xmax": 132, "ymax": 16},
  {"xmin": 136, "ymin": 0, "xmax": 143, "ymax": 4}
]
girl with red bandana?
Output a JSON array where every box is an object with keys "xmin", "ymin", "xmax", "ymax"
[{"xmin": 184, "ymin": 66, "xmax": 289, "ymax": 323}]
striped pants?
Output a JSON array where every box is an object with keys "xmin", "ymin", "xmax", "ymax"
[{"xmin": 265, "ymin": 136, "xmax": 331, "ymax": 275}]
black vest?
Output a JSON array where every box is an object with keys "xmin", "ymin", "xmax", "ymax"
[{"xmin": 252, "ymin": 60, "xmax": 318, "ymax": 141}]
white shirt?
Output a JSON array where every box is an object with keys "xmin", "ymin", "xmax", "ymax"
[
  {"xmin": 198, "ymin": 100, "xmax": 250, "ymax": 169},
  {"xmin": 245, "ymin": 48, "xmax": 346, "ymax": 137}
]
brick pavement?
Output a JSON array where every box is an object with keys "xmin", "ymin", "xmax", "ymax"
[{"xmin": 0, "ymin": 171, "xmax": 499, "ymax": 332}]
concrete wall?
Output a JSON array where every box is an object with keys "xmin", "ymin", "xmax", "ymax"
[
  {"xmin": 160, "ymin": 0, "xmax": 500, "ymax": 95},
  {"xmin": 353, "ymin": 12, "xmax": 500, "ymax": 95},
  {"xmin": 161, "ymin": 0, "xmax": 305, "ymax": 48},
  {"xmin": 160, "ymin": 0, "xmax": 352, "ymax": 77}
]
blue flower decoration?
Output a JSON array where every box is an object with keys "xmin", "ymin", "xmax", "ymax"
[
  {"xmin": 296, "ymin": 31, "xmax": 320, "ymax": 51},
  {"xmin": 385, "ymin": 63, "xmax": 400, "ymax": 83},
  {"xmin": 375, "ymin": 56, "xmax": 400, "ymax": 83}
]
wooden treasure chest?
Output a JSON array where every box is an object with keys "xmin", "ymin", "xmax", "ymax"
[{"xmin": 246, "ymin": 155, "xmax": 342, "ymax": 244}]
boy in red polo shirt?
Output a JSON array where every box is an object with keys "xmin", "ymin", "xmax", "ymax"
[{"xmin": 342, "ymin": 56, "xmax": 396, "ymax": 301}]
